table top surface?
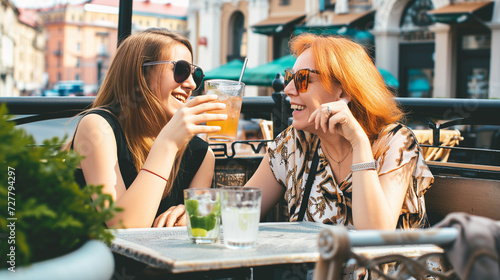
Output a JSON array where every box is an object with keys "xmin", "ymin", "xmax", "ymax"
[{"xmin": 111, "ymin": 221, "xmax": 328, "ymax": 273}]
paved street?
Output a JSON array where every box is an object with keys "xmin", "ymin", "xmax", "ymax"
[{"xmin": 16, "ymin": 117, "xmax": 78, "ymax": 144}]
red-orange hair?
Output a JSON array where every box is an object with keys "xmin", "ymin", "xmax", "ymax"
[{"xmin": 289, "ymin": 33, "xmax": 403, "ymax": 141}]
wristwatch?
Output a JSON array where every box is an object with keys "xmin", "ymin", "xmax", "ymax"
[{"xmin": 351, "ymin": 160, "xmax": 377, "ymax": 172}]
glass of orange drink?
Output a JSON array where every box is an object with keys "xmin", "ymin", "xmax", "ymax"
[{"xmin": 205, "ymin": 80, "xmax": 245, "ymax": 142}]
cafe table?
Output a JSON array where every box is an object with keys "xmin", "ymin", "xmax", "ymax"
[
  {"xmin": 111, "ymin": 221, "xmax": 446, "ymax": 280},
  {"xmin": 111, "ymin": 221, "xmax": 325, "ymax": 279}
]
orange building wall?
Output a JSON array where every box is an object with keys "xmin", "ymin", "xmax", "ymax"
[{"xmin": 43, "ymin": 3, "xmax": 183, "ymax": 94}]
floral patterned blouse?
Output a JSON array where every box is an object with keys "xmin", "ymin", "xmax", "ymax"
[{"xmin": 268, "ymin": 123, "xmax": 434, "ymax": 230}]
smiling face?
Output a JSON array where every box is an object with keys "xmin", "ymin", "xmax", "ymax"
[
  {"xmin": 285, "ymin": 49, "xmax": 343, "ymax": 133},
  {"xmin": 148, "ymin": 44, "xmax": 197, "ymax": 119}
]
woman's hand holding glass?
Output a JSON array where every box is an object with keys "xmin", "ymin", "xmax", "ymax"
[{"xmin": 159, "ymin": 95, "xmax": 227, "ymax": 150}]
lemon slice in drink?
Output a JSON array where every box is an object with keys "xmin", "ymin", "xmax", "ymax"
[
  {"xmin": 191, "ymin": 228, "xmax": 208, "ymax": 237},
  {"xmin": 238, "ymin": 212, "xmax": 250, "ymax": 231}
]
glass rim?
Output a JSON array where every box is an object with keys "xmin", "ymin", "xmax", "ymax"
[
  {"xmin": 219, "ymin": 187, "xmax": 261, "ymax": 192},
  {"xmin": 183, "ymin": 188, "xmax": 219, "ymax": 193},
  {"xmin": 204, "ymin": 79, "xmax": 245, "ymax": 86}
]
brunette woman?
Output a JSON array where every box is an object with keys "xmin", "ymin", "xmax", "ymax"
[{"xmin": 68, "ymin": 28, "xmax": 227, "ymax": 228}]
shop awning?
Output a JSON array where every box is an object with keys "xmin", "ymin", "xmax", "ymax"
[
  {"xmin": 251, "ymin": 15, "xmax": 306, "ymax": 35},
  {"xmin": 241, "ymin": 55, "xmax": 398, "ymax": 89},
  {"xmin": 293, "ymin": 10, "xmax": 375, "ymax": 44},
  {"xmin": 428, "ymin": 1, "xmax": 494, "ymax": 24},
  {"xmin": 203, "ymin": 59, "xmax": 244, "ymax": 81},
  {"xmin": 294, "ymin": 25, "xmax": 342, "ymax": 35},
  {"xmin": 294, "ymin": 26, "xmax": 374, "ymax": 45},
  {"xmin": 331, "ymin": 10, "xmax": 375, "ymax": 28}
]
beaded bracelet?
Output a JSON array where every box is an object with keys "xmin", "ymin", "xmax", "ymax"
[{"xmin": 141, "ymin": 168, "xmax": 168, "ymax": 182}]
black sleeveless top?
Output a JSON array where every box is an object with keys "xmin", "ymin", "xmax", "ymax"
[{"xmin": 73, "ymin": 109, "xmax": 209, "ymax": 218}]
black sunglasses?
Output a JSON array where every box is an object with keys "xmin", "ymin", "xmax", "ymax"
[
  {"xmin": 143, "ymin": 60, "xmax": 205, "ymax": 90},
  {"xmin": 284, "ymin": 68, "xmax": 320, "ymax": 93}
]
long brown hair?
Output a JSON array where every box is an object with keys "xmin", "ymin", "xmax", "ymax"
[
  {"xmin": 289, "ymin": 33, "xmax": 403, "ymax": 141},
  {"xmin": 71, "ymin": 28, "xmax": 193, "ymax": 196}
]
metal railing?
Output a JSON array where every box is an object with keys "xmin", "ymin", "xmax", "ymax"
[{"xmin": 2, "ymin": 94, "xmax": 500, "ymax": 179}]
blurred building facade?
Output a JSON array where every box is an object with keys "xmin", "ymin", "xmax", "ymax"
[
  {"xmin": 0, "ymin": 1, "xmax": 45, "ymax": 97},
  {"xmin": 15, "ymin": 8, "xmax": 46, "ymax": 96},
  {"xmin": 0, "ymin": 0, "xmax": 17, "ymax": 97},
  {"xmin": 189, "ymin": 0, "xmax": 500, "ymax": 99},
  {"xmin": 40, "ymin": 0, "xmax": 188, "ymax": 95}
]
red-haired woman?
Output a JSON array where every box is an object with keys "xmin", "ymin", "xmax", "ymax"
[{"xmin": 246, "ymin": 34, "xmax": 433, "ymax": 230}]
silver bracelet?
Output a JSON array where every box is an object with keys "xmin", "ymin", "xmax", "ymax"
[{"xmin": 351, "ymin": 160, "xmax": 377, "ymax": 172}]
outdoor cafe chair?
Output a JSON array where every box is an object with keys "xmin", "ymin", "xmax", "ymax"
[{"xmin": 313, "ymin": 213, "xmax": 500, "ymax": 280}]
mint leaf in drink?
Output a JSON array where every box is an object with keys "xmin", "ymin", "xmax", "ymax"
[{"xmin": 185, "ymin": 199, "xmax": 199, "ymax": 216}]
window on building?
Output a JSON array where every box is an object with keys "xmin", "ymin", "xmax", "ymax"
[
  {"xmin": 77, "ymin": 42, "xmax": 81, "ymax": 51},
  {"xmin": 462, "ymin": 34, "xmax": 491, "ymax": 50},
  {"xmin": 57, "ymin": 72, "xmax": 61, "ymax": 81},
  {"xmin": 227, "ymin": 11, "xmax": 246, "ymax": 62},
  {"xmin": 76, "ymin": 58, "xmax": 80, "ymax": 68},
  {"xmin": 457, "ymin": 31, "xmax": 491, "ymax": 99},
  {"xmin": 75, "ymin": 74, "xmax": 80, "ymax": 80},
  {"xmin": 398, "ymin": 0, "xmax": 435, "ymax": 97},
  {"xmin": 98, "ymin": 44, "xmax": 107, "ymax": 56},
  {"xmin": 279, "ymin": 0, "xmax": 290, "ymax": 5},
  {"xmin": 322, "ymin": 0, "xmax": 336, "ymax": 11}
]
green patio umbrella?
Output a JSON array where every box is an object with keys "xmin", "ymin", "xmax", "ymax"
[
  {"xmin": 378, "ymin": 68, "xmax": 399, "ymax": 89},
  {"xmin": 202, "ymin": 59, "xmax": 244, "ymax": 81},
  {"xmin": 242, "ymin": 55, "xmax": 399, "ymax": 89},
  {"xmin": 242, "ymin": 55, "xmax": 296, "ymax": 86}
]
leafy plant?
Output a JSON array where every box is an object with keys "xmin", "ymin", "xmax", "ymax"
[{"xmin": 0, "ymin": 104, "xmax": 121, "ymax": 268}]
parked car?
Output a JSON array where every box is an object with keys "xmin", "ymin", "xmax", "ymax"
[
  {"xmin": 42, "ymin": 89, "xmax": 59, "ymax": 97},
  {"xmin": 53, "ymin": 80, "xmax": 84, "ymax": 96}
]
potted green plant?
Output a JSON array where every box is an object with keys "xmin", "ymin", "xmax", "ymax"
[{"xmin": 0, "ymin": 105, "xmax": 120, "ymax": 279}]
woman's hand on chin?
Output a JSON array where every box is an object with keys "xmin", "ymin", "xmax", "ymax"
[{"xmin": 308, "ymin": 99, "xmax": 367, "ymax": 145}]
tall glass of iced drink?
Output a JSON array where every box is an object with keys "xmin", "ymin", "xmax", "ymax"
[{"xmin": 205, "ymin": 80, "xmax": 244, "ymax": 142}]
